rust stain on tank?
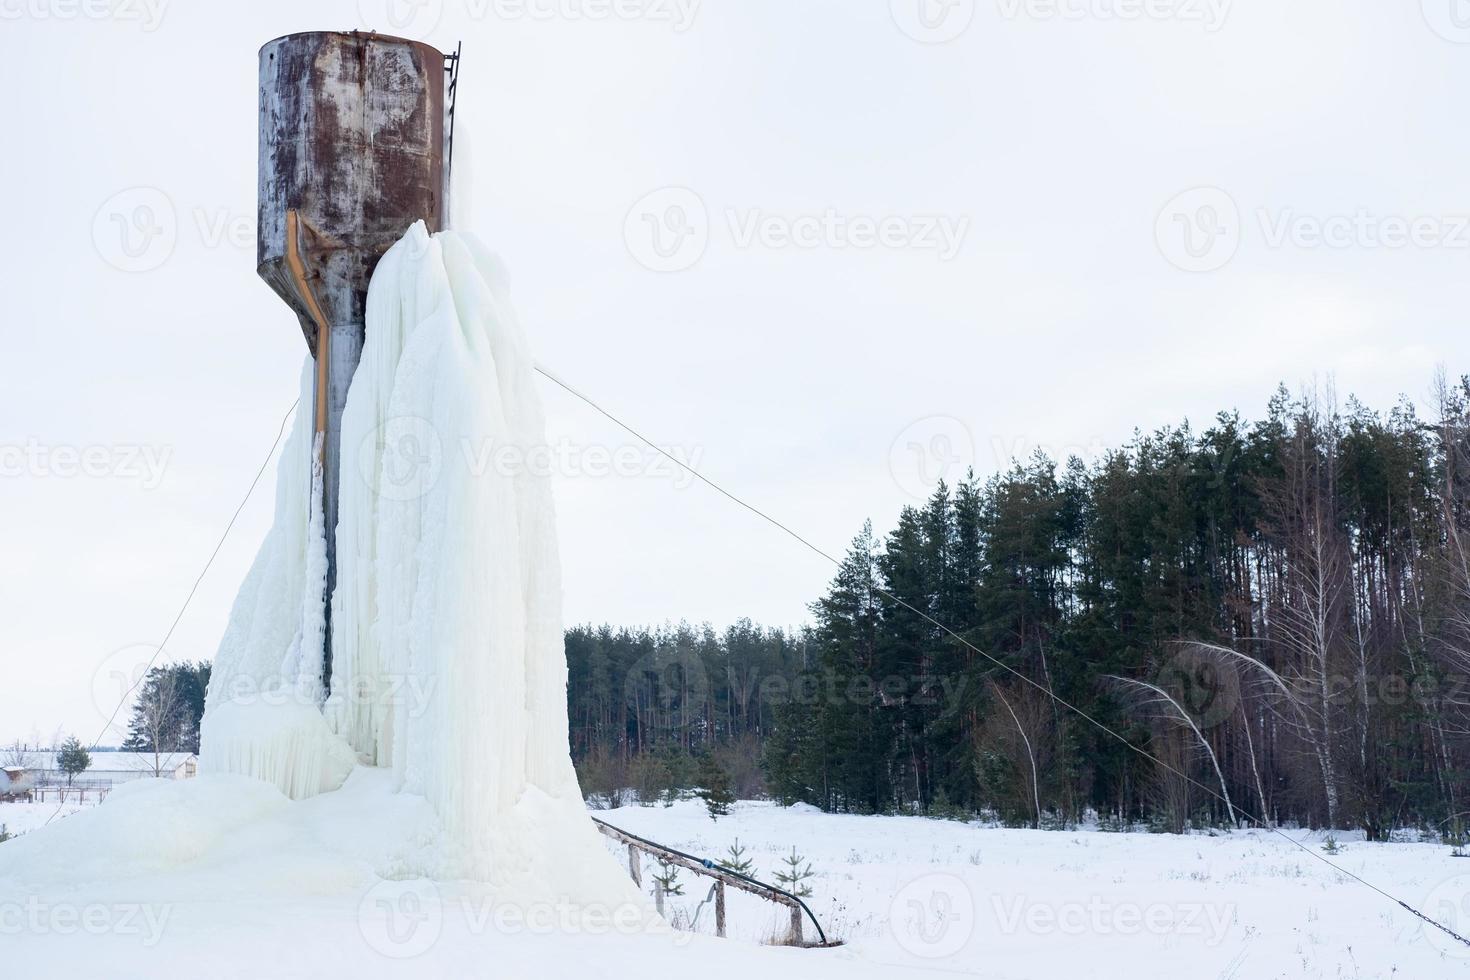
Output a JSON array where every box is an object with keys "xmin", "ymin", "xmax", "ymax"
[{"xmin": 257, "ymin": 30, "xmax": 447, "ymax": 351}]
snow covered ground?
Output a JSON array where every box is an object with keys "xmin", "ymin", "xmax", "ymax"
[
  {"xmin": 4, "ymin": 781, "xmax": 1469, "ymax": 978},
  {"xmin": 602, "ymin": 799, "xmax": 1470, "ymax": 978},
  {"xmin": 0, "ymin": 799, "xmax": 90, "ymax": 837}
]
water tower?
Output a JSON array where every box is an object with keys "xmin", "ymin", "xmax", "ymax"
[{"xmin": 257, "ymin": 30, "xmax": 460, "ymax": 692}]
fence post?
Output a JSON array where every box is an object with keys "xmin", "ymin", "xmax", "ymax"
[
  {"xmin": 715, "ymin": 880, "xmax": 726, "ymax": 938},
  {"xmin": 790, "ymin": 904, "xmax": 803, "ymax": 946},
  {"xmin": 628, "ymin": 844, "xmax": 641, "ymax": 888}
]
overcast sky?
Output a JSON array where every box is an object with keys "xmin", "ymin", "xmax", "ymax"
[{"xmin": 2, "ymin": 0, "xmax": 1466, "ymax": 745}]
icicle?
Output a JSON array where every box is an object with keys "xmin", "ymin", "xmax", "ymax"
[
  {"xmin": 200, "ymin": 221, "xmax": 639, "ymax": 895},
  {"xmin": 200, "ymin": 700, "xmax": 354, "ymax": 801},
  {"xmin": 281, "ymin": 432, "xmax": 327, "ymax": 706},
  {"xmin": 200, "ymin": 364, "xmax": 353, "ymax": 800}
]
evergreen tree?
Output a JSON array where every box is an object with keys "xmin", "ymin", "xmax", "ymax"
[
  {"xmin": 56, "ymin": 737, "xmax": 90, "ymax": 786},
  {"xmin": 695, "ymin": 753, "xmax": 735, "ymax": 819},
  {"xmin": 123, "ymin": 663, "xmax": 210, "ymax": 756},
  {"xmin": 651, "ymin": 858, "xmax": 684, "ymax": 897},
  {"xmin": 773, "ymin": 847, "xmax": 814, "ymax": 897},
  {"xmin": 720, "ymin": 838, "xmax": 755, "ymax": 875}
]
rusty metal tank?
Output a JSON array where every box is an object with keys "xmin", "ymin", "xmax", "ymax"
[{"xmin": 257, "ymin": 30, "xmax": 453, "ymax": 692}]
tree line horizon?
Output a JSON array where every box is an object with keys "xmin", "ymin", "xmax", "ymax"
[{"xmin": 569, "ymin": 374, "xmax": 1470, "ymax": 839}]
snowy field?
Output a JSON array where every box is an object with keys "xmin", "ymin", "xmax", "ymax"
[
  {"xmin": 600, "ymin": 800, "xmax": 1470, "ymax": 978},
  {"xmin": 0, "ymin": 800, "xmax": 89, "ymax": 837},
  {"xmin": 3, "ymin": 781, "xmax": 1470, "ymax": 979}
]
